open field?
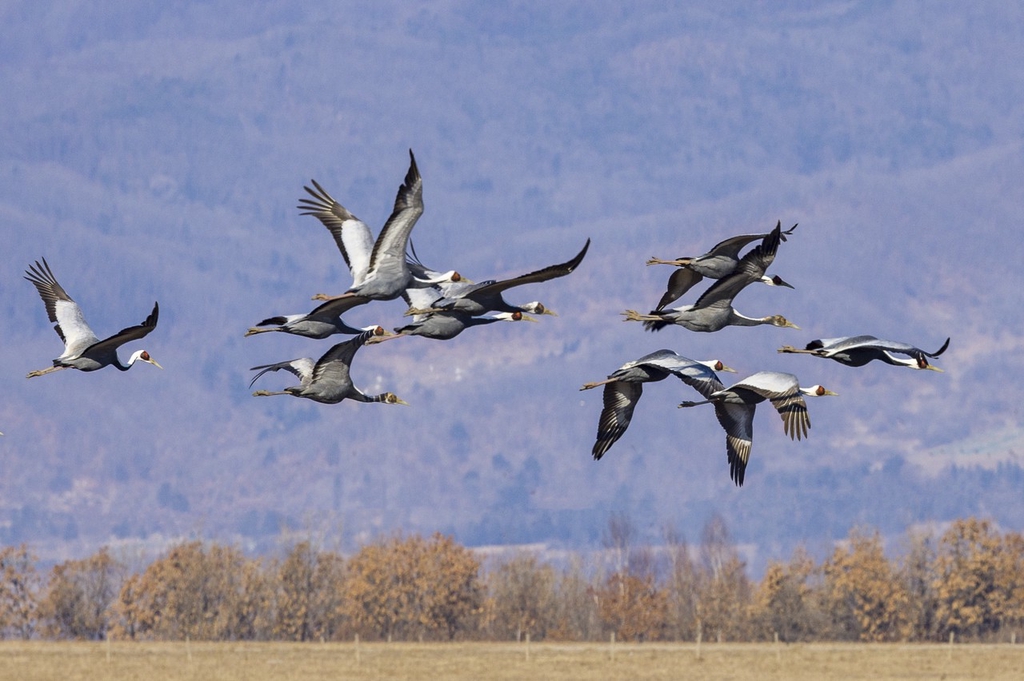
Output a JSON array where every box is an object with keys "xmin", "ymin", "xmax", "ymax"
[{"xmin": 2, "ymin": 641, "xmax": 1024, "ymax": 681}]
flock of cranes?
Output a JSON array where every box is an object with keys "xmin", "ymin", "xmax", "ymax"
[
  {"xmin": 20, "ymin": 149, "xmax": 948, "ymax": 487},
  {"xmin": 23, "ymin": 149, "xmax": 588, "ymax": 408},
  {"xmin": 581, "ymin": 220, "xmax": 949, "ymax": 485}
]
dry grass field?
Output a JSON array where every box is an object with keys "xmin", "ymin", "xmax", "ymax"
[{"xmin": 2, "ymin": 641, "xmax": 1023, "ymax": 681}]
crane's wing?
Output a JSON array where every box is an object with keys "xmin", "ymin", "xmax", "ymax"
[
  {"xmin": 730, "ymin": 221, "xmax": 783, "ymax": 281},
  {"xmin": 704, "ymin": 233, "xmax": 770, "ymax": 259},
  {"xmin": 249, "ymin": 357, "xmax": 316, "ymax": 389},
  {"xmin": 628, "ymin": 350, "xmax": 727, "ymax": 398},
  {"xmin": 24, "ymin": 258, "xmax": 100, "ymax": 354},
  {"xmin": 690, "ymin": 270, "xmax": 752, "ymax": 310},
  {"xmin": 310, "ymin": 330, "xmax": 374, "ymax": 385},
  {"xmin": 655, "ymin": 267, "xmax": 703, "ymax": 310},
  {"xmin": 674, "ymin": 365, "xmax": 728, "ymax": 399},
  {"xmin": 714, "ymin": 402, "xmax": 754, "ymax": 486},
  {"xmin": 365, "ymin": 149, "xmax": 423, "ymax": 281},
  {"xmin": 769, "ymin": 391, "xmax": 810, "ymax": 440},
  {"xmin": 861, "ymin": 336, "xmax": 951, "ymax": 359},
  {"xmin": 690, "ymin": 225, "xmax": 783, "ymax": 311},
  {"xmin": 402, "ymin": 286, "xmax": 444, "ymax": 322},
  {"xmin": 729, "ymin": 371, "xmax": 810, "ymax": 440},
  {"xmin": 304, "ymin": 294, "xmax": 373, "ymax": 322},
  {"xmin": 592, "ymin": 380, "xmax": 643, "ymax": 460},
  {"xmin": 705, "ymin": 222, "xmax": 797, "ymax": 258},
  {"xmin": 460, "ymin": 238, "xmax": 590, "ymax": 299},
  {"xmin": 85, "ymin": 302, "xmax": 159, "ymax": 357},
  {"xmin": 737, "ymin": 372, "xmax": 807, "ymax": 439},
  {"xmin": 298, "ymin": 180, "xmax": 375, "ymax": 285},
  {"xmin": 809, "ymin": 335, "xmax": 879, "ymax": 352}
]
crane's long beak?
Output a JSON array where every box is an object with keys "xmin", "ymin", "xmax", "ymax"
[
  {"xmin": 147, "ymin": 359, "xmax": 164, "ymax": 370},
  {"xmin": 923, "ymin": 364, "xmax": 944, "ymax": 373},
  {"xmin": 773, "ymin": 275, "xmax": 795, "ymax": 289},
  {"xmin": 719, "ymin": 364, "xmax": 738, "ymax": 373}
]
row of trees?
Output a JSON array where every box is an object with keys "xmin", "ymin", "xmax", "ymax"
[{"xmin": 2, "ymin": 517, "xmax": 1023, "ymax": 643}]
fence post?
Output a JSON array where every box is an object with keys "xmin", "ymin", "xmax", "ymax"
[{"xmin": 696, "ymin": 619, "xmax": 702, "ymax": 660}]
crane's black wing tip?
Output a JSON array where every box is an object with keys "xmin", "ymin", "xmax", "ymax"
[{"xmin": 931, "ymin": 337, "xmax": 951, "ymax": 357}]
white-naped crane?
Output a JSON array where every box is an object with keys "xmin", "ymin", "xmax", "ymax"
[
  {"xmin": 647, "ymin": 221, "xmax": 797, "ymax": 310},
  {"xmin": 778, "ymin": 335, "xmax": 950, "ymax": 371},
  {"xmin": 244, "ymin": 294, "xmax": 386, "ymax": 340},
  {"xmin": 250, "ymin": 330, "xmax": 407, "ymax": 405},
  {"xmin": 297, "ymin": 150, "xmax": 464, "ymax": 302},
  {"xmin": 370, "ymin": 310, "xmax": 535, "ymax": 343},
  {"xmin": 403, "ymin": 238, "xmax": 590, "ymax": 317},
  {"xmin": 581, "ymin": 350, "xmax": 736, "ymax": 461},
  {"xmin": 24, "ymin": 258, "xmax": 162, "ymax": 378},
  {"xmin": 367, "ymin": 286, "xmax": 536, "ymax": 343},
  {"xmin": 678, "ymin": 371, "xmax": 837, "ymax": 486},
  {"xmin": 623, "ymin": 226, "xmax": 798, "ymax": 333}
]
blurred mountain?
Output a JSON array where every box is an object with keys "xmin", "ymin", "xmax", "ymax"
[{"xmin": 1, "ymin": 2, "xmax": 1022, "ymax": 571}]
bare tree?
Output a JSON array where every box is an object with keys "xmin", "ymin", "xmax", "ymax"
[
  {"xmin": 0, "ymin": 544, "xmax": 41, "ymax": 639},
  {"xmin": 38, "ymin": 547, "xmax": 124, "ymax": 640},
  {"xmin": 486, "ymin": 552, "xmax": 557, "ymax": 641}
]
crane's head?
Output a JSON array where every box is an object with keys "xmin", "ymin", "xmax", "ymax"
[
  {"xmin": 916, "ymin": 357, "xmax": 944, "ymax": 372},
  {"xmin": 494, "ymin": 312, "xmax": 537, "ymax": 322},
  {"xmin": 130, "ymin": 350, "xmax": 163, "ymax": 370},
  {"xmin": 762, "ymin": 274, "xmax": 795, "ymax": 289},
  {"xmin": 801, "ymin": 385, "xmax": 838, "ymax": 397},
  {"xmin": 381, "ymin": 392, "xmax": 408, "ymax": 405},
  {"xmin": 520, "ymin": 302, "xmax": 557, "ymax": 316},
  {"xmin": 702, "ymin": 360, "xmax": 737, "ymax": 373},
  {"xmin": 767, "ymin": 315, "xmax": 799, "ymax": 330},
  {"xmin": 425, "ymin": 270, "xmax": 471, "ymax": 285}
]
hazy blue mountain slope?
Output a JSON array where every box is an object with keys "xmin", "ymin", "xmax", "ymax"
[{"xmin": 0, "ymin": 2, "xmax": 1022, "ymax": 566}]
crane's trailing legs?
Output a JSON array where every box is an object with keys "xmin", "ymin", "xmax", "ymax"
[{"xmin": 27, "ymin": 365, "xmax": 70, "ymax": 379}]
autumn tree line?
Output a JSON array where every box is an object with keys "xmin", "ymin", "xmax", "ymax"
[{"xmin": 2, "ymin": 516, "xmax": 1023, "ymax": 644}]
